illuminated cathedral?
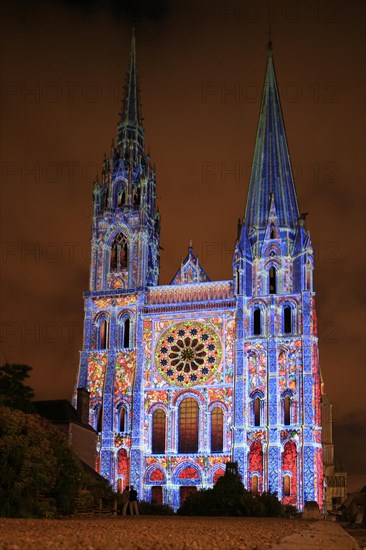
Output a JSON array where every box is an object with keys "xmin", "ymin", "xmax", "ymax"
[{"xmin": 74, "ymin": 32, "xmax": 324, "ymax": 511}]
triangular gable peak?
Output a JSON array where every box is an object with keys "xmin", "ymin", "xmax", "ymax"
[{"xmin": 171, "ymin": 245, "xmax": 210, "ymax": 285}]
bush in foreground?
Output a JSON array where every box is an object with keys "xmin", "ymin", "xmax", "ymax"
[
  {"xmin": 138, "ymin": 501, "xmax": 175, "ymax": 515},
  {"xmin": 0, "ymin": 406, "xmax": 83, "ymax": 517},
  {"xmin": 178, "ymin": 464, "xmax": 292, "ymax": 517}
]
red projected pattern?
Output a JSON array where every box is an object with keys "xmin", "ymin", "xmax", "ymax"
[
  {"xmin": 249, "ymin": 440, "xmax": 263, "ymax": 493},
  {"xmin": 282, "ymin": 441, "xmax": 297, "ymax": 506},
  {"xmin": 150, "ymin": 468, "xmax": 164, "ymax": 482},
  {"xmin": 178, "ymin": 466, "xmax": 199, "ymax": 479},
  {"xmin": 156, "ymin": 322, "xmax": 222, "ymax": 387},
  {"xmin": 213, "ymin": 468, "xmax": 225, "ymax": 484},
  {"xmin": 117, "ymin": 448, "xmax": 129, "ymax": 481},
  {"xmin": 178, "ymin": 398, "xmax": 199, "ymax": 453}
]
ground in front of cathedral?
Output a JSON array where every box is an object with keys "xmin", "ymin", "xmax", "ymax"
[{"xmin": 0, "ymin": 517, "xmax": 360, "ymax": 549}]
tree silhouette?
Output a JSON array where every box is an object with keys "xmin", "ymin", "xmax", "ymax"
[{"xmin": 0, "ymin": 363, "xmax": 35, "ymax": 412}]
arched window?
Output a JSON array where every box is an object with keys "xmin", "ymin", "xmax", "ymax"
[
  {"xmin": 118, "ymin": 315, "xmax": 132, "ymax": 348},
  {"xmin": 284, "ymin": 306, "xmax": 292, "ymax": 334},
  {"xmin": 110, "ymin": 233, "xmax": 128, "ymax": 272},
  {"xmin": 283, "ymin": 474, "xmax": 291, "ymax": 497},
  {"xmin": 211, "ymin": 406, "xmax": 224, "ymax": 452},
  {"xmin": 152, "ymin": 408, "xmax": 166, "ymax": 454},
  {"xmin": 253, "ymin": 308, "xmax": 261, "ymax": 335},
  {"xmin": 213, "ymin": 468, "xmax": 225, "ymax": 485},
  {"xmin": 270, "ymin": 224, "xmax": 276, "ymax": 239},
  {"xmin": 251, "ymin": 474, "xmax": 259, "ymax": 494},
  {"xmin": 117, "ymin": 448, "xmax": 129, "ymax": 484},
  {"xmin": 249, "ymin": 440, "xmax": 263, "ymax": 493},
  {"xmin": 99, "ymin": 318, "xmax": 108, "ymax": 349},
  {"xmin": 254, "ymin": 396, "xmax": 261, "ymax": 426},
  {"xmin": 123, "ymin": 318, "xmax": 130, "ymax": 348},
  {"xmin": 96, "ymin": 406, "xmax": 103, "ymax": 432},
  {"xmin": 118, "ymin": 405, "xmax": 127, "ymax": 432},
  {"xmin": 282, "ymin": 441, "xmax": 297, "ymax": 504},
  {"xmin": 284, "ymin": 395, "xmax": 291, "ymax": 426},
  {"xmin": 269, "ymin": 267, "xmax": 276, "ymax": 294},
  {"xmin": 236, "ymin": 268, "xmax": 240, "ymax": 295},
  {"xmin": 178, "ymin": 397, "xmax": 199, "ymax": 453}
]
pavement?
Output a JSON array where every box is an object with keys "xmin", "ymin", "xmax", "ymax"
[
  {"xmin": 270, "ymin": 520, "xmax": 361, "ymax": 549},
  {"xmin": 344, "ymin": 526, "xmax": 366, "ymax": 549},
  {"xmin": 0, "ymin": 517, "xmax": 363, "ymax": 549}
]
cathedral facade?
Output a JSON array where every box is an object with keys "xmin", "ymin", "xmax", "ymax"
[{"xmin": 74, "ymin": 33, "xmax": 324, "ymax": 511}]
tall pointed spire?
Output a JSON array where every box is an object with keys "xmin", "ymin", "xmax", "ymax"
[
  {"xmin": 116, "ymin": 28, "xmax": 144, "ymax": 161},
  {"xmin": 121, "ymin": 28, "xmax": 142, "ymax": 126},
  {"xmin": 244, "ymin": 48, "xmax": 300, "ymax": 234}
]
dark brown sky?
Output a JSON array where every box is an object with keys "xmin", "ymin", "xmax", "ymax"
[{"xmin": 1, "ymin": 0, "xmax": 365, "ymax": 491}]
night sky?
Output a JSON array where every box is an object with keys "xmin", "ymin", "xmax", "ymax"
[{"xmin": 1, "ymin": 0, "xmax": 365, "ymax": 491}]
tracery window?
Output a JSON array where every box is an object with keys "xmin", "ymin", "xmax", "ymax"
[
  {"xmin": 178, "ymin": 397, "xmax": 199, "ymax": 453},
  {"xmin": 110, "ymin": 233, "xmax": 128, "ymax": 272},
  {"xmin": 152, "ymin": 408, "xmax": 166, "ymax": 454},
  {"xmin": 156, "ymin": 322, "xmax": 222, "ymax": 387},
  {"xmin": 253, "ymin": 308, "xmax": 261, "ymax": 335},
  {"xmin": 211, "ymin": 406, "xmax": 224, "ymax": 452}
]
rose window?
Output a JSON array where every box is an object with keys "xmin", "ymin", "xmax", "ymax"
[{"xmin": 155, "ymin": 322, "xmax": 222, "ymax": 386}]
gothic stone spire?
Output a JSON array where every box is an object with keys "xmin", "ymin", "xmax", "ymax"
[
  {"xmin": 116, "ymin": 28, "xmax": 144, "ymax": 161},
  {"xmin": 244, "ymin": 48, "xmax": 300, "ymax": 236}
]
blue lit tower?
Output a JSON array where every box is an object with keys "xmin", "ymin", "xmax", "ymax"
[
  {"xmin": 233, "ymin": 45, "xmax": 323, "ymax": 507},
  {"xmin": 90, "ymin": 29, "xmax": 160, "ymax": 293},
  {"xmin": 75, "ymin": 30, "xmax": 160, "ymax": 484}
]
